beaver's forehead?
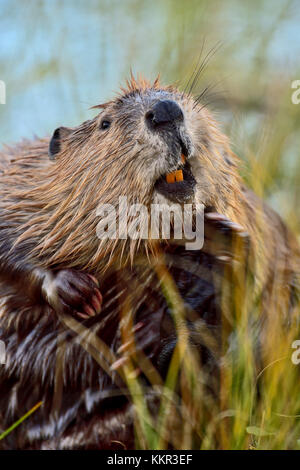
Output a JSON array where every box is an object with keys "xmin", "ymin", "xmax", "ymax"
[{"xmin": 115, "ymin": 88, "xmax": 185, "ymax": 112}]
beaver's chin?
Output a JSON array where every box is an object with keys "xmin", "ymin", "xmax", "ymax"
[{"xmin": 154, "ymin": 161, "xmax": 196, "ymax": 203}]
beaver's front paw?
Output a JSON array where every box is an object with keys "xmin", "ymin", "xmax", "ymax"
[
  {"xmin": 203, "ymin": 211, "xmax": 250, "ymax": 264},
  {"xmin": 109, "ymin": 306, "xmax": 166, "ymax": 381},
  {"xmin": 41, "ymin": 269, "xmax": 102, "ymax": 319}
]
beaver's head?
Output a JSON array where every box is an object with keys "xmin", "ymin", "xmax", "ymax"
[
  {"xmin": 26, "ymin": 76, "xmax": 243, "ymax": 271},
  {"xmin": 49, "ymin": 76, "xmax": 239, "ymax": 209}
]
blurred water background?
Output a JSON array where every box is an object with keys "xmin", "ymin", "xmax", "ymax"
[{"xmin": 0, "ymin": 0, "xmax": 299, "ymax": 228}]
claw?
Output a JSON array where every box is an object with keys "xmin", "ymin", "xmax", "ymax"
[
  {"xmin": 117, "ymin": 340, "xmax": 134, "ymax": 355},
  {"xmin": 205, "ymin": 212, "xmax": 227, "ymax": 221},
  {"xmin": 83, "ymin": 303, "xmax": 96, "ymax": 317},
  {"xmin": 76, "ymin": 311, "xmax": 91, "ymax": 320},
  {"xmin": 88, "ymin": 274, "xmax": 99, "ymax": 287},
  {"xmin": 110, "ymin": 356, "xmax": 129, "ymax": 371},
  {"xmin": 91, "ymin": 295, "xmax": 101, "ymax": 314},
  {"xmin": 133, "ymin": 322, "xmax": 144, "ymax": 332}
]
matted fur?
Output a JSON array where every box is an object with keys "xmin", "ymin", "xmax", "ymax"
[{"xmin": 0, "ymin": 75, "xmax": 298, "ymax": 449}]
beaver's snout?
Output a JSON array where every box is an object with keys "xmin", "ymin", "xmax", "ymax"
[
  {"xmin": 145, "ymin": 100, "xmax": 195, "ymax": 202},
  {"xmin": 145, "ymin": 100, "xmax": 183, "ymax": 129}
]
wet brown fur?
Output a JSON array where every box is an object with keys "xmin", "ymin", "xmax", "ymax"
[
  {"xmin": 0, "ymin": 75, "xmax": 299, "ymax": 449},
  {"xmin": 0, "ymin": 76, "xmax": 297, "ymax": 301}
]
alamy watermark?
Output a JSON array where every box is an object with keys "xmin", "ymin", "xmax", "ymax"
[
  {"xmin": 291, "ymin": 340, "xmax": 300, "ymax": 365},
  {"xmin": 291, "ymin": 80, "xmax": 300, "ymax": 104},
  {"xmin": 0, "ymin": 80, "xmax": 6, "ymax": 104},
  {"xmin": 0, "ymin": 340, "xmax": 6, "ymax": 364},
  {"xmin": 96, "ymin": 197, "xmax": 204, "ymax": 250}
]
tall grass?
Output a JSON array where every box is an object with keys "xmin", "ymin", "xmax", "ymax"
[
  {"xmin": 113, "ymin": 229, "xmax": 300, "ymax": 450},
  {"xmin": 0, "ymin": 0, "xmax": 299, "ymax": 450}
]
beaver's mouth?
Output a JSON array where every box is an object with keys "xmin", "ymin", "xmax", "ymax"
[{"xmin": 154, "ymin": 153, "xmax": 196, "ymax": 203}]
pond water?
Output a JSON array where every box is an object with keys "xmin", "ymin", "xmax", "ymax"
[{"xmin": 0, "ymin": 0, "xmax": 299, "ymax": 144}]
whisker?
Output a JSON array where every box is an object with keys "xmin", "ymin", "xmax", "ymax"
[
  {"xmin": 195, "ymin": 91, "xmax": 225, "ymax": 113},
  {"xmin": 183, "ymin": 38, "xmax": 206, "ymax": 95},
  {"xmin": 193, "ymin": 77, "xmax": 226, "ymax": 111},
  {"xmin": 188, "ymin": 41, "xmax": 223, "ymax": 97}
]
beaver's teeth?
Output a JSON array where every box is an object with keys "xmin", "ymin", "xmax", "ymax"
[
  {"xmin": 165, "ymin": 156, "xmax": 185, "ymax": 183},
  {"xmin": 175, "ymin": 169, "xmax": 184, "ymax": 182},
  {"xmin": 166, "ymin": 172, "xmax": 176, "ymax": 184}
]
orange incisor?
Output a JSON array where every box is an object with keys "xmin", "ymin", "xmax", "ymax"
[{"xmin": 166, "ymin": 154, "xmax": 185, "ymax": 183}]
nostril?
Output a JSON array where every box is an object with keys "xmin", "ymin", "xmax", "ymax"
[
  {"xmin": 145, "ymin": 110, "xmax": 155, "ymax": 123},
  {"xmin": 146, "ymin": 100, "xmax": 183, "ymax": 129}
]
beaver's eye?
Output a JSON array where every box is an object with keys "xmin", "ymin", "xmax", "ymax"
[{"xmin": 100, "ymin": 120, "xmax": 111, "ymax": 130}]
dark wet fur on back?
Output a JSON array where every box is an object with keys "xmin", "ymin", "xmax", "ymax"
[{"xmin": 0, "ymin": 247, "xmax": 222, "ymax": 450}]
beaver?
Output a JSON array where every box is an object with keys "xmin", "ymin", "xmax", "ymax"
[{"xmin": 0, "ymin": 75, "xmax": 299, "ymax": 449}]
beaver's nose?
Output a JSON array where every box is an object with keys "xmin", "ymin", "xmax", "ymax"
[{"xmin": 146, "ymin": 100, "xmax": 184, "ymax": 128}]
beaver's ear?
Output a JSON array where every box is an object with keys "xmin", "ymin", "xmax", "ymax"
[{"xmin": 48, "ymin": 126, "xmax": 72, "ymax": 160}]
